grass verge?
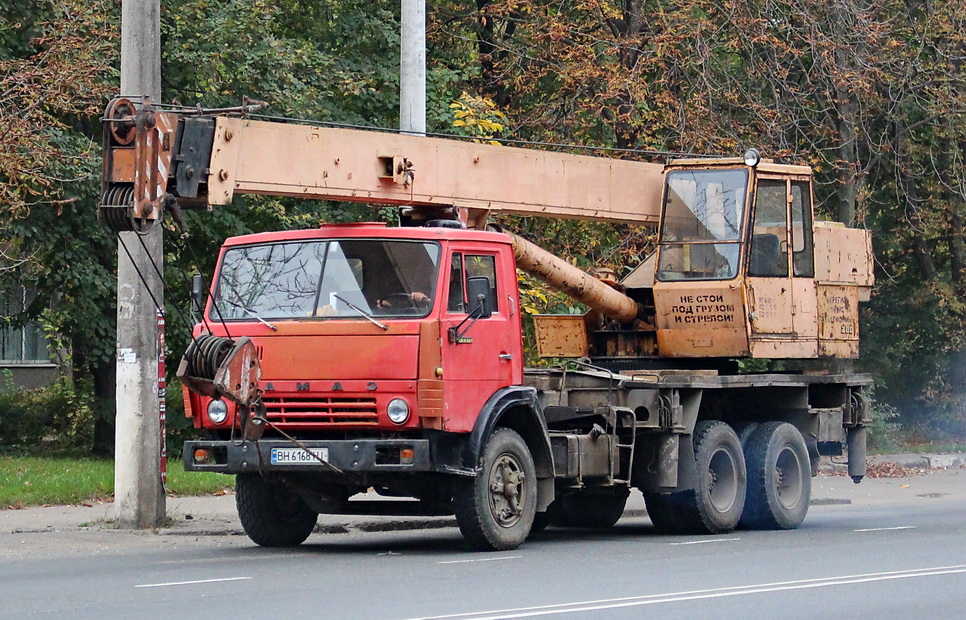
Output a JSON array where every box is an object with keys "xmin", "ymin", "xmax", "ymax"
[{"xmin": 0, "ymin": 452, "xmax": 234, "ymax": 509}]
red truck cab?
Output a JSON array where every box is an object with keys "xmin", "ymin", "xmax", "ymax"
[{"xmin": 184, "ymin": 222, "xmax": 531, "ymax": 463}]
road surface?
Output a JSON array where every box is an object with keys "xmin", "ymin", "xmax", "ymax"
[{"xmin": 1, "ymin": 470, "xmax": 964, "ymax": 619}]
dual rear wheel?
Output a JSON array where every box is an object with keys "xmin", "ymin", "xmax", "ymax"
[
  {"xmin": 740, "ymin": 421, "xmax": 811, "ymax": 530},
  {"xmin": 646, "ymin": 420, "xmax": 811, "ymax": 534}
]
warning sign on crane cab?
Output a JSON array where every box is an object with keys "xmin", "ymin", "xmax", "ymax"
[
  {"xmin": 655, "ymin": 287, "xmax": 744, "ymax": 330},
  {"xmin": 818, "ymin": 285, "xmax": 859, "ymax": 341}
]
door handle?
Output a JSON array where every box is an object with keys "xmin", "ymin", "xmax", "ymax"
[{"xmin": 499, "ymin": 353, "xmax": 513, "ymax": 360}]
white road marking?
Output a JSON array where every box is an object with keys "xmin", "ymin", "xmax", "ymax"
[
  {"xmin": 668, "ymin": 537, "xmax": 740, "ymax": 546},
  {"xmin": 438, "ymin": 556, "xmax": 522, "ymax": 565},
  {"xmin": 408, "ymin": 564, "xmax": 966, "ymax": 619},
  {"xmin": 135, "ymin": 577, "xmax": 252, "ymax": 589},
  {"xmin": 854, "ymin": 526, "xmax": 916, "ymax": 532}
]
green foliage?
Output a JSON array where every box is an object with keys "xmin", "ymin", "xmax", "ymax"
[
  {"xmin": 0, "ymin": 1, "xmax": 119, "ymax": 458},
  {"xmin": 0, "ymin": 379, "xmax": 94, "ymax": 450},
  {"xmin": 867, "ymin": 397, "xmax": 903, "ymax": 455},
  {"xmin": 735, "ymin": 358, "xmax": 771, "ymax": 374},
  {"xmin": 161, "ymin": 0, "xmax": 464, "ymax": 130}
]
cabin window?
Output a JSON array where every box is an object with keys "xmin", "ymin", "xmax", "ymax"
[
  {"xmin": 657, "ymin": 169, "xmax": 748, "ymax": 281},
  {"xmin": 215, "ymin": 239, "xmax": 441, "ymax": 320}
]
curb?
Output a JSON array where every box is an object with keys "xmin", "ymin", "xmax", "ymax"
[{"xmin": 871, "ymin": 453, "xmax": 966, "ymax": 469}]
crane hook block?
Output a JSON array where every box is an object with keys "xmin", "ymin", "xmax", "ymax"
[{"xmin": 100, "ymin": 97, "xmax": 179, "ymax": 233}]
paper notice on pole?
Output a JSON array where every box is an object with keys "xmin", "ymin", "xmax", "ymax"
[{"xmin": 123, "ymin": 352, "xmax": 138, "ymax": 364}]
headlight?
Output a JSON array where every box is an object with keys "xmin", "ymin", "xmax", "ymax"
[
  {"xmin": 387, "ymin": 398, "xmax": 410, "ymax": 424},
  {"xmin": 207, "ymin": 399, "xmax": 229, "ymax": 424}
]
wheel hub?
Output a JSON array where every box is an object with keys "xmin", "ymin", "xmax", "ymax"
[
  {"xmin": 707, "ymin": 447, "xmax": 739, "ymax": 512},
  {"xmin": 488, "ymin": 453, "xmax": 526, "ymax": 528},
  {"xmin": 774, "ymin": 445, "xmax": 804, "ymax": 510}
]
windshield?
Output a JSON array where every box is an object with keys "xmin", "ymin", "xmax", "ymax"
[
  {"xmin": 657, "ymin": 169, "xmax": 748, "ymax": 281},
  {"xmin": 214, "ymin": 239, "xmax": 441, "ymax": 320}
]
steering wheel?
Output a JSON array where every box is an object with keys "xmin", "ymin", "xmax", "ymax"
[{"xmin": 382, "ymin": 293, "xmax": 418, "ymax": 309}]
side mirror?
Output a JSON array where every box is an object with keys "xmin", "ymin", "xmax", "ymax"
[
  {"xmin": 448, "ymin": 277, "xmax": 493, "ymax": 344},
  {"xmin": 190, "ymin": 273, "xmax": 205, "ymax": 317},
  {"xmin": 466, "ymin": 276, "xmax": 492, "ymax": 319}
]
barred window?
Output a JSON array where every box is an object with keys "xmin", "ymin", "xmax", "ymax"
[{"xmin": 1, "ymin": 286, "xmax": 51, "ymax": 363}]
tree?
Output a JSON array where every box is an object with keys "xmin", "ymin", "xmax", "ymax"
[{"xmin": 0, "ymin": 0, "xmax": 119, "ymax": 452}]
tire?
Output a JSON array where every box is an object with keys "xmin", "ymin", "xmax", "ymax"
[
  {"xmin": 673, "ymin": 420, "xmax": 747, "ymax": 534},
  {"xmin": 236, "ymin": 473, "xmax": 318, "ymax": 547},
  {"xmin": 733, "ymin": 422, "xmax": 759, "ymax": 449},
  {"xmin": 554, "ymin": 489, "xmax": 629, "ymax": 529},
  {"xmin": 739, "ymin": 421, "xmax": 811, "ymax": 530},
  {"xmin": 454, "ymin": 427, "xmax": 537, "ymax": 551}
]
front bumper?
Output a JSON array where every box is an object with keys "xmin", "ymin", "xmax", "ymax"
[{"xmin": 183, "ymin": 438, "xmax": 434, "ymax": 474}]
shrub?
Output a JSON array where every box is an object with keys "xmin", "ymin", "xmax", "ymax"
[
  {"xmin": 867, "ymin": 396, "xmax": 903, "ymax": 454},
  {"xmin": 0, "ymin": 379, "xmax": 94, "ymax": 450}
]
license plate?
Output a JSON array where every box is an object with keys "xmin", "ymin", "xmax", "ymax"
[{"xmin": 270, "ymin": 447, "xmax": 329, "ymax": 465}]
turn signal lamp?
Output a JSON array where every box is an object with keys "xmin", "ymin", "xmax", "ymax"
[
  {"xmin": 193, "ymin": 448, "xmax": 211, "ymax": 464},
  {"xmin": 400, "ymin": 448, "xmax": 415, "ymax": 465}
]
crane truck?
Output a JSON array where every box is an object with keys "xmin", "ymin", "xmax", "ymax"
[{"xmin": 101, "ymin": 97, "xmax": 874, "ymax": 551}]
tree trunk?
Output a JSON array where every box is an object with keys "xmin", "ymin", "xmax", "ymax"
[
  {"xmin": 474, "ymin": 0, "xmax": 515, "ymax": 108},
  {"xmin": 830, "ymin": 4, "xmax": 865, "ymax": 226},
  {"xmin": 90, "ymin": 356, "xmax": 116, "ymax": 455},
  {"xmin": 943, "ymin": 137, "xmax": 966, "ymax": 292},
  {"xmin": 896, "ymin": 121, "xmax": 937, "ymax": 281}
]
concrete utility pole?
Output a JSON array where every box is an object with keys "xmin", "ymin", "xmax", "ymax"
[
  {"xmin": 115, "ymin": 0, "xmax": 165, "ymax": 529},
  {"xmin": 400, "ymin": 0, "xmax": 426, "ymax": 135}
]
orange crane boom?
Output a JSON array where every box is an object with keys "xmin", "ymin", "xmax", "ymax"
[{"xmin": 102, "ymin": 99, "xmax": 664, "ymax": 230}]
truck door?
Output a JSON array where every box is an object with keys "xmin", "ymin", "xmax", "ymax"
[
  {"xmin": 746, "ymin": 177, "xmax": 817, "ymax": 350},
  {"xmin": 440, "ymin": 251, "xmax": 519, "ymax": 432}
]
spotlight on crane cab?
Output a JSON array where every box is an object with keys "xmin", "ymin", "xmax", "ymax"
[{"xmin": 744, "ymin": 148, "xmax": 762, "ymax": 167}]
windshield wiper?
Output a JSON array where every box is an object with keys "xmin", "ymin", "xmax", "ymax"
[
  {"xmin": 333, "ymin": 295, "xmax": 388, "ymax": 330},
  {"xmin": 222, "ymin": 299, "xmax": 278, "ymax": 331}
]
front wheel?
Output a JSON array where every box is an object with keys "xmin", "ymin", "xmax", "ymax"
[
  {"xmin": 236, "ymin": 473, "xmax": 318, "ymax": 547},
  {"xmin": 454, "ymin": 427, "xmax": 537, "ymax": 551},
  {"xmin": 739, "ymin": 422, "xmax": 811, "ymax": 530}
]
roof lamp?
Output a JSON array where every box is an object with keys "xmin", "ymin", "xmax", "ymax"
[{"xmin": 744, "ymin": 148, "xmax": 762, "ymax": 167}]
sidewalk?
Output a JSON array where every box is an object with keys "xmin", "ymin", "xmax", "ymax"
[{"xmin": 1, "ymin": 454, "xmax": 963, "ymax": 550}]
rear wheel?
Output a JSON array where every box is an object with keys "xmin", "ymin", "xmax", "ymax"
[
  {"xmin": 674, "ymin": 420, "xmax": 747, "ymax": 534},
  {"xmin": 236, "ymin": 474, "xmax": 318, "ymax": 547},
  {"xmin": 454, "ymin": 427, "xmax": 537, "ymax": 551},
  {"xmin": 739, "ymin": 422, "xmax": 811, "ymax": 530},
  {"xmin": 555, "ymin": 489, "xmax": 629, "ymax": 529}
]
